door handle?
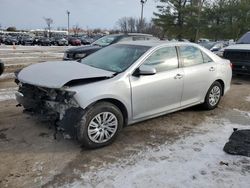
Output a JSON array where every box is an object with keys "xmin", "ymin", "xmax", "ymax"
[
  {"xmin": 209, "ymin": 67, "xmax": 215, "ymax": 71},
  {"xmin": 174, "ymin": 74, "xmax": 183, "ymax": 79}
]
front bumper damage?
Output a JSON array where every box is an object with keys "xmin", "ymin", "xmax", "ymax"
[{"xmin": 15, "ymin": 83, "xmax": 84, "ymax": 138}]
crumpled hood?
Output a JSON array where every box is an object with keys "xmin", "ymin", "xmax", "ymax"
[{"xmin": 18, "ymin": 61, "xmax": 114, "ymax": 88}]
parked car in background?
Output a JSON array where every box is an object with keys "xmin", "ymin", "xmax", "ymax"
[
  {"xmin": 199, "ymin": 41, "xmax": 227, "ymax": 53},
  {"xmin": 37, "ymin": 37, "xmax": 51, "ymax": 46},
  {"xmin": 16, "ymin": 41, "xmax": 232, "ymax": 148},
  {"xmin": 63, "ymin": 33, "xmax": 158, "ymax": 60},
  {"xmin": 58, "ymin": 37, "xmax": 68, "ymax": 46},
  {"xmin": 19, "ymin": 36, "xmax": 34, "ymax": 45},
  {"xmin": 0, "ymin": 35, "xmax": 4, "ymax": 44},
  {"xmin": 5, "ymin": 36, "xmax": 19, "ymax": 45},
  {"xmin": 51, "ymin": 37, "xmax": 68, "ymax": 46},
  {"xmin": 79, "ymin": 36, "xmax": 93, "ymax": 45},
  {"xmin": 33, "ymin": 37, "xmax": 41, "ymax": 45},
  {"xmin": 223, "ymin": 31, "xmax": 250, "ymax": 75},
  {"xmin": 0, "ymin": 60, "xmax": 4, "ymax": 76},
  {"xmin": 68, "ymin": 37, "xmax": 81, "ymax": 46},
  {"xmin": 198, "ymin": 38, "xmax": 210, "ymax": 43}
]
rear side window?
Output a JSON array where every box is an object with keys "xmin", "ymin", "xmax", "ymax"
[
  {"xmin": 179, "ymin": 46, "xmax": 204, "ymax": 67},
  {"xmin": 143, "ymin": 47, "xmax": 179, "ymax": 72},
  {"xmin": 202, "ymin": 52, "xmax": 213, "ymax": 63}
]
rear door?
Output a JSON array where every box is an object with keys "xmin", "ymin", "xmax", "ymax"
[
  {"xmin": 130, "ymin": 46, "xmax": 184, "ymax": 120},
  {"xmin": 178, "ymin": 45, "xmax": 217, "ymax": 106}
]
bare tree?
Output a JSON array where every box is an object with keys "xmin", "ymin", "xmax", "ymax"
[
  {"xmin": 43, "ymin": 17, "xmax": 53, "ymax": 37},
  {"xmin": 136, "ymin": 17, "xmax": 147, "ymax": 32},
  {"xmin": 117, "ymin": 17, "xmax": 128, "ymax": 33},
  {"xmin": 72, "ymin": 24, "xmax": 81, "ymax": 36},
  {"xmin": 116, "ymin": 16, "xmax": 162, "ymax": 36},
  {"xmin": 117, "ymin": 17, "xmax": 141, "ymax": 33},
  {"xmin": 128, "ymin": 17, "xmax": 136, "ymax": 32}
]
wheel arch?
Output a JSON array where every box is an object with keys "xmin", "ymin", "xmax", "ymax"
[
  {"xmin": 215, "ymin": 79, "xmax": 225, "ymax": 96},
  {"xmin": 89, "ymin": 98, "xmax": 129, "ymax": 127}
]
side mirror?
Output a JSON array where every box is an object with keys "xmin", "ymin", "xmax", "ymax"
[{"xmin": 134, "ymin": 65, "xmax": 156, "ymax": 76}]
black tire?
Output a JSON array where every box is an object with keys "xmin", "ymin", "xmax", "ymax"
[
  {"xmin": 203, "ymin": 81, "xmax": 222, "ymax": 110},
  {"xmin": 77, "ymin": 102, "xmax": 123, "ymax": 149},
  {"xmin": 0, "ymin": 61, "xmax": 4, "ymax": 76}
]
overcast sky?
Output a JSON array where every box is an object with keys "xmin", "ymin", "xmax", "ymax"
[{"xmin": 0, "ymin": 0, "xmax": 159, "ymax": 30}]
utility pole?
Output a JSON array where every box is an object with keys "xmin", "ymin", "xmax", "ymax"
[
  {"xmin": 140, "ymin": 0, "xmax": 147, "ymax": 32},
  {"xmin": 66, "ymin": 10, "xmax": 70, "ymax": 37}
]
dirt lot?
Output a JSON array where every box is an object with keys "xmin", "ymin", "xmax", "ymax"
[{"xmin": 0, "ymin": 45, "xmax": 249, "ymax": 188}]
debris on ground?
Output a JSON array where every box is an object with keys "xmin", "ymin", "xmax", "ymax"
[{"xmin": 224, "ymin": 129, "xmax": 250, "ymax": 157}]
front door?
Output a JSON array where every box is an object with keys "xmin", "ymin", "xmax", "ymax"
[{"xmin": 130, "ymin": 46, "xmax": 184, "ymax": 120}]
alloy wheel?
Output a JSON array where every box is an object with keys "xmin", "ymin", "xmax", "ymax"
[
  {"xmin": 87, "ymin": 112, "xmax": 118, "ymax": 143},
  {"xmin": 209, "ymin": 86, "xmax": 221, "ymax": 106}
]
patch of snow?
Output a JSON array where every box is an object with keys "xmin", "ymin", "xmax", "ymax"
[
  {"xmin": 1, "ymin": 56, "xmax": 47, "ymax": 60},
  {"xmin": 62, "ymin": 119, "xmax": 250, "ymax": 188},
  {"xmin": 246, "ymin": 96, "xmax": 250, "ymax": 102},
  {"xmin": 233, "ymin": 108, "xmax": 250, "ymax": 118},
  {"xmin": 0, "ymin": 73, "xmax": 15, "ymax": 79},
  {"xmin": 0, "ymin": 54, "xmax": 63, "ymax": 60},
  {"xmin": 5, "ymin": 62, "xmax": 31, "ymax": 66},
  {"xmin": 0, "ymin": 87, "xmax": 18, "ymax": 101}
]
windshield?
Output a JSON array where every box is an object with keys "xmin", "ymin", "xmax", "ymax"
[
  {"xmin": 80, "ymin": 44, "xmax": 150, "ymax": 73},
  {"xmin": 92, "ymin": 35, "xmax": 119, "ymax": 47},
  {"xmin": 237, "ymin": 32, "xmax": 250, "ymax": 44}
]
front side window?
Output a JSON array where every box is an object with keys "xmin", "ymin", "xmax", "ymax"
[
  {"xmin": 179, "ymin": 46, "xmax": 204, "ymax": 67},
  {"xmin": 143, "ymin": 47, "xmax": 179, "ymax": 72}
]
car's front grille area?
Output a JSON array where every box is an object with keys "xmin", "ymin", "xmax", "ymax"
[
  {"xmin": 224, "ymin": 50, "xmax": 250, "ymax": 62},
  {"xmin": 19, "ymin": 84, "xmax": 54, "ymax": 101}
]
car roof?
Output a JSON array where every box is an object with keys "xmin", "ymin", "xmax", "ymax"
[
  {"xmin": 117, "ymin": 40, "xmax": 195, "ymax": 47},
  {"xmin": 107, "ymin": 33, "xmax": 153, "ymax": 37}
]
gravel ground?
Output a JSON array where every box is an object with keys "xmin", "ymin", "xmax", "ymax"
[{"xmin": 0, "ymin": 45, "xmax": 249, "ymax": 188}]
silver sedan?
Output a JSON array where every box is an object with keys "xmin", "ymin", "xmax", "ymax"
[{"xmin": 16, "ymin": 41, "xmax": 232, "ymax": 148}]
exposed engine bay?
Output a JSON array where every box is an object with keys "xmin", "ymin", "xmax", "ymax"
[{"xmin": 15, "ymin": 81, "xmax": 84, "ymax": 138}]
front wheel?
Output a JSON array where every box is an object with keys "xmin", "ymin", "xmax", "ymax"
[
  {"xmin": 77, "ymin": 102, "xmax": 123, "ymax": 149},
  {"xmin": 203, "ymin": 81, "xmax": 222, "ymax": 110}
]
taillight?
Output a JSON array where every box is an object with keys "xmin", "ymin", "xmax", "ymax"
[{"xmin": 230, "ymin": 62, "xmax": 233, "ymax": 69}]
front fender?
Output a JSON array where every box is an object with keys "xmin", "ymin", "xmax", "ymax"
[{"xmin": 68, "ymin": 77, "xmax": 132, "ymax": 121}]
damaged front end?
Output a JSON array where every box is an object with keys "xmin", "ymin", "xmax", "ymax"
[{"xmin": 15, "ymin": 82, "xmax": 84, "ymax": 138}]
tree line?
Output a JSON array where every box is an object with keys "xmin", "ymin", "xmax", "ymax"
[
  {"xmin": 153, "ymin": 0, "xmax": 250, "ymax": 41},
  {"xmin": 116, "ymin": 0, "xmax": 250, "ymax": 41}
]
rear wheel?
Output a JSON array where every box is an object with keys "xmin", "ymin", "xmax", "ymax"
[
  {"xmin": 77, "ymin": 102, "xmax": 123, "ymax": 149},
  {"xmin": 203, "ymin": 81, "xmax": 222, "ymax": 110}
]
